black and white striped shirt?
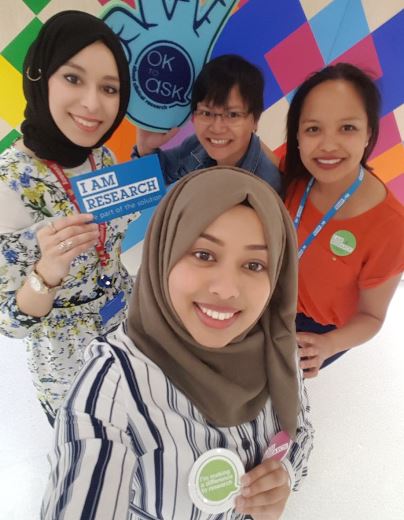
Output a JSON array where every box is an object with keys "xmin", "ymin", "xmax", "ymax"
[{"xmin": 42, "ymin": 324, "xmax": 313, "ymax": 519}]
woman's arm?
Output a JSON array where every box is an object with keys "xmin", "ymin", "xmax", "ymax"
[
  {"xmin": 41, "ymin": 341, "xmax": 136, "ymax": 519},
  {"xmin": 16, "ymin": 213, "xmax": 98, "ymax": 317},
  {"xmin": 298, "ymin": 273, "xmax": 402, "ymax": 377},
  {"xmin": 0, "ymin": 213, "xmax": 98, "ymax": 339},
  {"xmin": 235, "ymin": 361, "xmax": 313, "ymax": 518},
  {"xmin": 133, "ymin": 129, "xmax": 202, "ymax": 185},
  {"xmin": 133, "ymin": 127, "xmax": 180, "ymax": 157}
]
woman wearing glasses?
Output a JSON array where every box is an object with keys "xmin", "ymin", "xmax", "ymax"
[{"xmin": 133, "ymin": 54, "xmax": 281, "ymax": 192}]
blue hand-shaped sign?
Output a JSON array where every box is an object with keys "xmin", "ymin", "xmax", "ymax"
[{"xmin": 102, "ymin": 0, "xmax": 239, "ymax": 131}]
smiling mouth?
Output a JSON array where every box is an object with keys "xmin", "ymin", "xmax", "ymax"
[
  {"xmin": 208, "ymin": 138, "xmax": 230, "ymax": 146},
  {"xmin": 197, "ymin": 304, "xmax": 236, "ymax": 321},
  {"xmin": 194, "ymin": 303, "xmax": 240, "ymax": 329},
  {"xmin": 316, "ymin": 158, "xmax": 344, "ymax": 165},
  {"xmin": 71, "ymin": 114, "xmax": 101, "ymax": 131}
]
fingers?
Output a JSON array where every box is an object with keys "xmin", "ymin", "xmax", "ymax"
[
  {"xmin": 50, "ymin": 224, "xmax": 99, "ymax": 250},
  {"xmin": 48, "ymin": 220, "xmax": 57, "ymax": 234},
  {"xmin": 241, "ymin": 459, "xmax": 288, "ymax": 490},
  {"xmin": 52, "ymin": 228, "xmax": 99, "ymax": 258},
  {"xmin": 151, "ymin": 127, "xmax": 179, "ymax": 148},
  {"xmin": 164, "ymin": 127, "xmax": 180, "ymax": 140},
  {"xmin": 296, "ymin": 332, "xmax": 316, "ymax": 345},
  {"xmin": 59, "ymin": 213, "xmax": 94, "ymax": 227},
  {"xmin": 137, "ymin": 127, "xmax": 179, "ymax": 153},
  {"xmin": 299, "ymin": 355, "xmax": 320, "ymax": 377},
  {"xmin": 56, "ymin": 239, "xmax": 74, "ymax": 254},
  {"xmin": 235, "ymin": 460, "xmax": 289, "ymax": 516},
  {"xmin": 298, "ymin": 345, "xmax": 317, "ymax": 358},
  {"xmin": 302, "ymin": 368, "xmax": 319, "ymax": 379},
  {"xmin": 35, "ymin": 214, "xmax": 99, "ymax": 285},
  {"xmin": 44, "ymin": 213, "xmax": 94, "ymax": 234},
  {"xmin": 298, "ymin": 337, "xmax": 322, "ymax": 377},
  {"xmin": 38, "ymin": 215, "xmax": 98, "ymax": 252}
]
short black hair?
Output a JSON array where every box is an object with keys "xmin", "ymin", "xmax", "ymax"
[
  {"xmin": 284, "ymin": 62, "xmax": 381, "ymax": 194},
  {"xmin": 191, "ymin": 54, "xmax": 264, "ymax": 121}
]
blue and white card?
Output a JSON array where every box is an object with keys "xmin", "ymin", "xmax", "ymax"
[{"xmin": 70, "ymin": 154, "xmax": 166, "ymax": 223}]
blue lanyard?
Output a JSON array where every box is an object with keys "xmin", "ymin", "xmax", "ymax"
[{"xmin": 294, "ymin": 167, "xmax": 364, "ymax": 259}]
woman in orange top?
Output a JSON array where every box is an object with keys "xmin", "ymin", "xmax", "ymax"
[{"xmin": 282, "ymin": 63, "xmax": 404, "ymax": 378}]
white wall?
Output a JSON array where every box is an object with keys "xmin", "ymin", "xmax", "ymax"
[{"xmin": 285, "ymin": 281, "xmax": 404, "ymax": 520}]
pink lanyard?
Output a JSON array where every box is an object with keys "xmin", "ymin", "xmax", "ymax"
[{"xmin": 44, "ymin": 154, "xmax": 110, "ymax": 266}]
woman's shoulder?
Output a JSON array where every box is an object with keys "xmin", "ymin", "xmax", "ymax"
[
  {"xmin": 155, "ymin": 133, "xmax": 200, "ymax": 158},
  {"xmin": 0, "ymin": 143, "xmax": 31, "ymax": 168},
  {"xmin": 177, "ymin": 133, "xmax": 200, "ymax": 151},
  {"xmin": 336, "ymin": 174, "xmax": 404, "ymax": 231},
  {"xmin": 0, "ymin": 144, "xmax": 44, "ymax": 191},
  {"xmin": 0, "ymin": 141, "xmax": 52, "ymax": 177},
  {"xmin": 354, "ymin": 172, "xmax": 403, "ymax": 222},
  {"xmin": 382, "ymin": 186, "xmax": 404, "ymax": 222},
  {"xmin": 360, "ymin": 171, "xmax": 387, "ymax": 208},
  {"xmin": 99, "ymin": 324, "xmax": 148, "ymax": 365}
]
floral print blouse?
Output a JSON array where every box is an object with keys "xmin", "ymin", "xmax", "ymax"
[{"xmin": 0, "ymin": 145, "xmax": 139, "ymax": 419}]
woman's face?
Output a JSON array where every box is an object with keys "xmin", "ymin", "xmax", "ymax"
[
  {"xmin": 168, "ymin": 204, "xmax": 271, "ymax": 349},
  {"xmin": 193, "ymin": 86, "xmax": 257, "ymax": 166},
  {"xmin": 48, "ymin": 41, "xmax": 120, "ymax": 148},
  {"xmin": 297, "ymin": 79, "xmax": 370, "ymax": 187}
]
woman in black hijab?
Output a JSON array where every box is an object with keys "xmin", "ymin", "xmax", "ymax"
[
  {"xmin": 21, "ymin": 9, "xmax": 130, "ymax": 167},
  {"xmin": 0, "ymin": 10, "xmax": 135, "ymax": 425}
]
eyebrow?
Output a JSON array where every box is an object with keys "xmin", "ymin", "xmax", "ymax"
[
  {"xmin": 63, "ymin": 61, "xmax": 120, "ymax": 82},
  {"xmin": 301, "ymin": 117, "xmax": 363, "ymax": 123},
  {"xmin": 197, "ymin": 103, "xmax": 245, "ymax": 111},
  {"xmin": 200, "ymin": 232, "xmax": 267, "ymax": 250}
]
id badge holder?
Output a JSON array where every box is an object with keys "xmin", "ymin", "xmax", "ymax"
[{"xmin": 99, "ymin": 290, "xmax": 126, "ymax": 325}]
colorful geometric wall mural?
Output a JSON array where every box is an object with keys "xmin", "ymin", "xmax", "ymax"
[{"xmin": 1, "ymin": 0, "xmax": 403, "ymax": 210}]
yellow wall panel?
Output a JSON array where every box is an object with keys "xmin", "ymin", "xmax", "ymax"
[{"xmin": 0, "ymin": 56, "xmax": 25, "ymax": 128}]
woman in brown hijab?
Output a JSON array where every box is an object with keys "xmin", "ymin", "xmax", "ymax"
[{"xmin": 43, "ymin": 167, "xmax": 313, "ymax": 520}]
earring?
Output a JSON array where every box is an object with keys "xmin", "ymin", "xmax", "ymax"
[
  {"xmin": 26, "ymin": 67, "xmax": 42, "ymax": 82},
  {"xmin": 365, "ymin": 141, "xmax": 369, "ymax": 148}
]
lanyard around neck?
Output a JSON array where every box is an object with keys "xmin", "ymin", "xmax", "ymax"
[
  {"xmin": 294, "ymin": 166, "xmax": 365, "ymax": 259},
  {"xmin": 44, "ymin": 154, "xmax": 110, "ymax": 267}
]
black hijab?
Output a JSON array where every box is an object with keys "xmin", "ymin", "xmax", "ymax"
[{"xmin": 21, "ymin": 10, "xmax": 130, "ymax": 168}]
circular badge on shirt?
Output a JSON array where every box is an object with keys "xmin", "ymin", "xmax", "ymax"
[
  {"xmin": 329, "ymin": 230, "xmax": 357, "ymax": 256},
  {"xmin": 188, "ymin": 448, "xmax": 245, "ymax": 514}
]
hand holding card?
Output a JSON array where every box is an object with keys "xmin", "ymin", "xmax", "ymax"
[{"xmin": 70, "ymin": 154, "xmax": 166, "ymax": 223}]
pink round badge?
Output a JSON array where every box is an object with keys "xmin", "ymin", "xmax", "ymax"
[{"xmin": 263, "ymin": 431, "xmax": 291, "ymax": 461}]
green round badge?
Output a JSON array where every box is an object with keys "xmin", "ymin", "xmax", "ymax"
[
  {"xmin": 188, "ymin": 448, "xmax": 244, "ymax": 513},
  {"xmin": 198, "ymin": 458, "xmax": 238, "ymax": 502},
  {"xmin": 330, "ymin": 230, "xmax": 356, "ymax": 256}
]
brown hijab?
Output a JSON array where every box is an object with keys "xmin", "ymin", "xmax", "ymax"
[{"xmin": 127, "ymin": 166, "xmax": 300, "ymax": 437}]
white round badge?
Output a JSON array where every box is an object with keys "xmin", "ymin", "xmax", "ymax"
[{"xmin": 188, "ymin": 448, "xmax": 245, "ymax": 514}]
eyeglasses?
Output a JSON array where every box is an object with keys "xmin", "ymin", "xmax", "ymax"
[{"xmin": 193, "ymin": 109, "xmax": 250, "ymax": 126}]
